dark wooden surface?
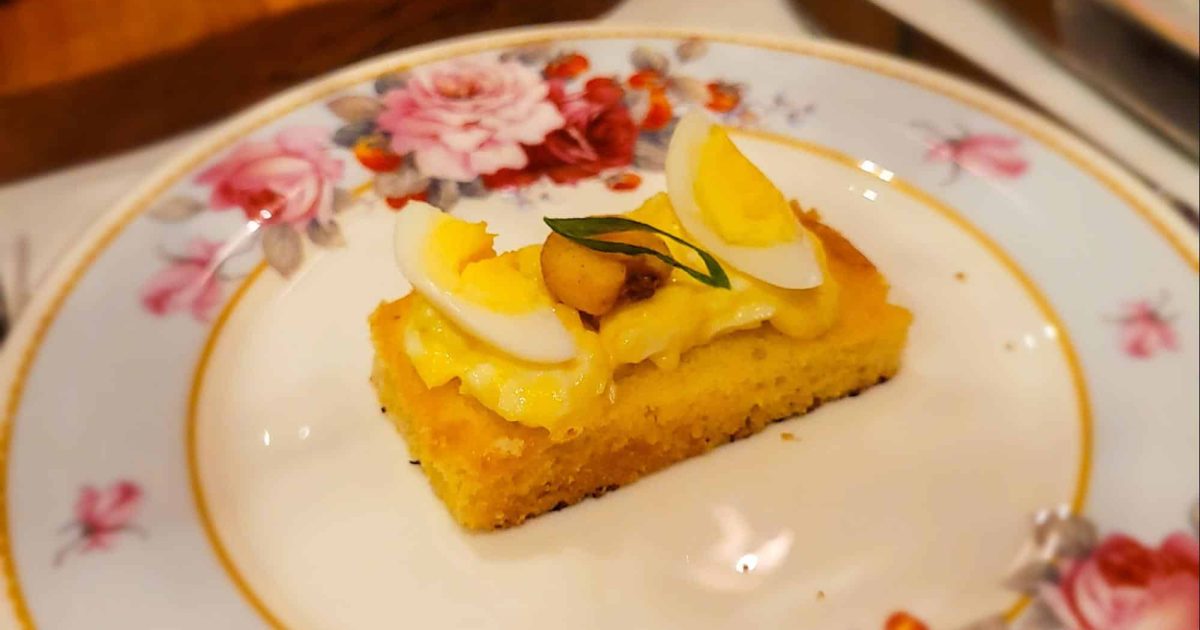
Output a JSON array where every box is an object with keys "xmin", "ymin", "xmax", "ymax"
[
  {"xmin": 0, "ymin": 0, "xmax": 1061, "ymax": 182},
  {"xmin": 0, "ymin": 0, "xmax": 619, "ymax": 181}
]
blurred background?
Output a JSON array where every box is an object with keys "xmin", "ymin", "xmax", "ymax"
[{"xmin": 1, "ymin": 0, "xmax": 1197, "ymax": 338}]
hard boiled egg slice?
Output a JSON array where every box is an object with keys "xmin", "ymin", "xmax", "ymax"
[
  {"xmin": 394, "ymin": 201, "xmax": 576, "ymax": 363},
  {"xmin": 665, "ymin": 110, "xmax": 823, "ymax": 289}
]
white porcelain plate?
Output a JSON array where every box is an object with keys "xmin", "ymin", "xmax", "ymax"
[{"xmin": 1, "ymin": 26, "xmax": 1197, "ymax": 630}]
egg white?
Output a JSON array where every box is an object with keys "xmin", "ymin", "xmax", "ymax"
[
  {"xmin": 394, "ymin": 202, "xmax": 577, "ymax": 364},
  {"xmin": 665, "ymin": 110, "xmax": 823, "ymax": 289}
]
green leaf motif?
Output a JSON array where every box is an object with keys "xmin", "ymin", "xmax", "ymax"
[{"xmin": 543, "ymin": 216, "xmax": 731, "ymax": 289}]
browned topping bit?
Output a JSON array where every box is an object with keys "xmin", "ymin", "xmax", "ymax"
[
  {"xmin": 780, "ymin": 432, "xmax": 797, "ymax": 442},
  {"xmin": 954, "ymin": 271, "xmax": 967, "ymax": 282},
  {"xmin": 579, "ymin": 312, "xmax": 601, "ymax": 331},
  {"xmin": 789, "ymin": 199, "xmax": 819, "ymax": 222},
  {"xmin": 541, "ymin": 230, "xmax": 672, "ymax": 316}
]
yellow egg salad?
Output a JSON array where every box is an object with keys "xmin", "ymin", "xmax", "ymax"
[{"xmin": 393, "ymin": 112, "xmax": 840, "ymax": 437}]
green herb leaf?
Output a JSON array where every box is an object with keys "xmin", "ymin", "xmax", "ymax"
[{"xmin": 543, "ymin": 216, "xmax": 731, "ymax": 289}]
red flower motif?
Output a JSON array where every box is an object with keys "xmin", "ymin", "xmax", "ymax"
[
  {"xmin": 484, "ymin": 77, "xmax": 637, "ymax": 188},
  {"xmin": 1041, "ymin": 532, "xmax": 1199, "ymax": 630},
  {"xmin": 627, "ymin": 69, "xmax": 666, "ymax": 90},
  {"xmin": 1114, "ymin": 296, "xmax": 1178, "ymax": 359},
  {"xmin": 604, "ymin": 171, "xmax": 642, "ymax": 191},
  {"xmin": 55, "ymin": 481, "xmax": 146, "ymax": 566},
  {"xmin": 883, "ymin": 611, "xmax": 929, "ymax": 630},
  {"xmin": 637, "ymin": 89, "xmax": 673, "ymax": 131},
  {"xmin": 140, "ymin": 237, "xmax": 225, "ymax": 322},
  {"xmin": 543, "ymin": 52, "xmax": 590, "ymax": 80},
  {"xmin": 917, "ymin": 123, "xmax": 1029, "ymax": 182},
  {"xmin": 384, "ymin": 190, "xmax": 428, "ymax": 210},
  {"xmin": 623, "ymin": 69, "xmax": 674, "ymax": 131},
  {"xmin": 704, "ymin": 81, "xmax": 742, "ymax": 114},
  {"xmin": 353, "ymin": 134, "xmax": 404, "ymax": 173}
]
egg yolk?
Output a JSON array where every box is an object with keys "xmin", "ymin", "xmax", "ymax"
[
  {"xmin": 424, "ymin": 217, "xmax": 548, "ymax": 314},
  {"xmin": 456, "ymin": 246, "xmax": 550, "ymax": 314},
  {"xmin": 423, "ymin": 215, "xmax": 493, "ymax": 288},
  {"xmin": 404, "ymin": 292, "xmax": 610, "ymax": 438},
  {"xmin": 693, "ymin": 126, "xmax": 798, "ymax": 247}
]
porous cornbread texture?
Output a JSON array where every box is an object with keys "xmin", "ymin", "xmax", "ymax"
[{"xmin": 369, "ymin": 217, "xmax": 911, "ymax": 530}]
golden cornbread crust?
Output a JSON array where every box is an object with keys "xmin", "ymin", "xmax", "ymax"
[{"xmin": 369, "ymin": 216, "xmax": 912, "ymax": 530}]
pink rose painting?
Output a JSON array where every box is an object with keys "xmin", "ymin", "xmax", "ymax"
[
  {"xmin": 376, "ymin": 57, "xmax": 564, "ymax": 182},
  {"xmin": 914, "ymin": 122, "xmax": 1029, "ymax": 183},
  {"xmin": 1041, "ymin": 532, "xmax": 1199, "ymax": 630},
  {"xmin": 139, "ymin": 125, "xmax": 349, "ymax": 293},
  {"xmin": 140, "ymin": 237, "xmax": 224, "ymax": 322},
  {"xmin": 55, "ymin": 481, "xmax": 146, "ymax": 566},
  {"xmin": 196, "ymin": 127, "xmax": 345, "ymax": 227}
]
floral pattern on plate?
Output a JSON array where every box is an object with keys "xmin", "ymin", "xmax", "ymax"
[
  {"xmin": 1041, "ymin": 531, "xmax": 1199, "ymax": 630},
  {"xmin": 883, "ymin": 503, "xmax": 1200, "ymax": 630},
  {"xmin": 1111, "ymin": 293, "xmax": 1179, "ymax": 358},
  {"xmin": 140, "ymin": 237, "xmax": 227, "ymax": 322},
  {"xmin": 54, "ymin": 481, "xmax": 145, "ymax": 567},
  {"xmin": 913, "ymin": 122, "xmax": 1029, "ymax": 183}
]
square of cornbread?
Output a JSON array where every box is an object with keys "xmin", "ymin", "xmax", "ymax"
[{"xmin": 369, "ymin": 216, "xmax": 911, "ymax": 530}]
